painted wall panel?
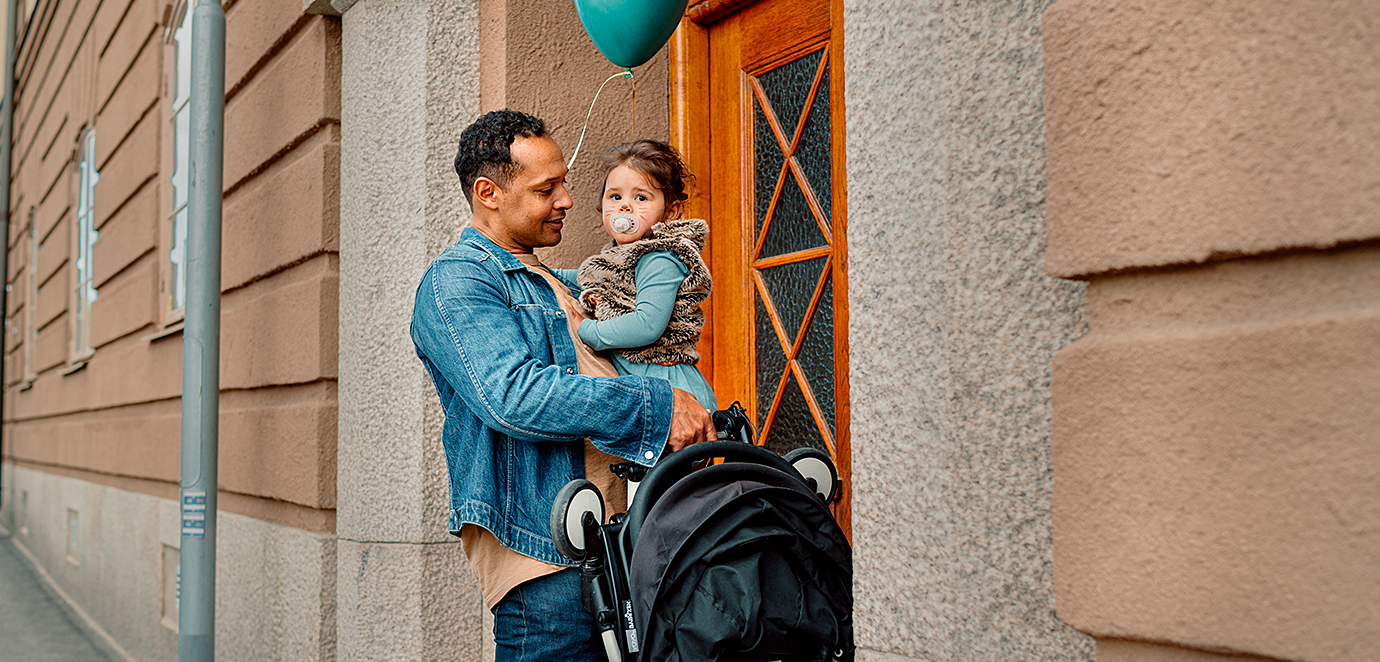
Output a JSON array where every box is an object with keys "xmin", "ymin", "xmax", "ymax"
[
  {"xmin": 93, "ymin": 35, "xmax": 159, "ymax": 176},
  {"xmin": 221, "ymin": 133, "xmax": 339, "ymax": 290},
  {"xmin": 220, "ymin": 258, "xmax": 339, "ymax": 388},
  {"xmin": 89, "ymin": 255, "xmax": 158, "ymax": 347},
  {"xmin": 94, "ymin": 6, "xmax": 158, "ymax": 115},
  {"xmin": 92, "ymin": 98, "xmax": 158, "ymax": 224},
  {"xmin": 91, "ymin": 181, "xmax": 157, "ymax": 288},
  {"xmin": 1054, "ymin": 309, "xmax": 1380, "ymax": 660},
  {"xmin": 226, "ymin": 0, "xmax": 310, "ymax": 92},
  {"xmin": 222, "ymin": 17, "xmax": 339, "ymax": 191}
]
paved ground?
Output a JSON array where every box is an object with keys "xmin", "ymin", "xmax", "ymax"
[{"xmin": 0, "ymin": 531, "xmax": 114, "ymax": 662}]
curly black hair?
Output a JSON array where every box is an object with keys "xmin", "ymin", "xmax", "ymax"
[{"xmin": 454, "ymin": 110, "xmax": 548, "ymax": 205}]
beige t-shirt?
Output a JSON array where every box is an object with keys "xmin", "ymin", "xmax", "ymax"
[{"xmin": 461, "ymin": 252, "xmax": 632, "ymax": 610}]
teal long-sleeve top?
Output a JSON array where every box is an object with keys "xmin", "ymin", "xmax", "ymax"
[{"xmin": 556, "ymin": 251, "xmax": 717, "ymax": 410}]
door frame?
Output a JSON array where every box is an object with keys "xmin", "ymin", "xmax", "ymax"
[{"xmin": 669, "ymin": 0, "xmax": 851, "ymax": 533}]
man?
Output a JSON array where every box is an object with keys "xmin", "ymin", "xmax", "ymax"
[{"xmin": 410, "ymin": 109, "xmax": 716, "ymax": 661}]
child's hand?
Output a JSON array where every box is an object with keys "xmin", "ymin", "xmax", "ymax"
[{"xmin": 577, "ymin": 290, "xmax": 599, "ymax": 317}]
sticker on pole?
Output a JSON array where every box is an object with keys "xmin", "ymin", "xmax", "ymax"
[
  {"xmin": 622, "ymin": 599, "xmax": 639, "ymax": 653},
  {"xmin": 181, "ymin": 490, "xmax": 206, "ymax": 538}
]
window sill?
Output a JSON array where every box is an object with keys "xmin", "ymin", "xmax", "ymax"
[
  {"xmin": 17, "ymin": 379, "xmax": 34, "ymax": 392},
  {"xmin": 60, "ymin": 360, "xmax": 89, "ymax": 376},
  {"xmin": 164, "ymin": 307, "xmax": 186, "ymax": 326},
  {"xmin": 143, "ymin": 321, "xmax": 185, "ymax": 343}
]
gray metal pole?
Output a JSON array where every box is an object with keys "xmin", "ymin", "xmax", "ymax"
[
  {"xmin": 0, "ymin": 0, "xmax": 16, "ymax": 519},
  {"xmin": 178, "ymin": 0, "xmax": 225, "ymax": 659}
]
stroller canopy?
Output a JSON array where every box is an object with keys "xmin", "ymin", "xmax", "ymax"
[{"xmin": 628, "ymin": 461, "xmax": 853, "ymax": 662}]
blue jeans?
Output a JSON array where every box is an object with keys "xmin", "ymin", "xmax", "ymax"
[{"xmin": 493, "ymin": 568, "xmax": 604, "ymax": 662}]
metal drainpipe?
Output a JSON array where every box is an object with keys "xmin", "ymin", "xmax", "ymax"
[
  {"xmin": 0, "ymin": 0, "xmax": 16, "ymax": 520},
  {"xmin": 178, "ymin": 0, "xmax": 225, "ymax": 659}
]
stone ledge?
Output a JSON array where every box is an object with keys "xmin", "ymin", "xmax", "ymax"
[
  {"xmin": 1053, "ymin": 310, "xmax": 1380, "ymax": 660},
  {"xmin": 1044, "ymin": 0, "xmax": 1380, "ymax": 279},
  {"xmin": 304, "ymin": 0, "xmax": 356, "ymax": 15}
]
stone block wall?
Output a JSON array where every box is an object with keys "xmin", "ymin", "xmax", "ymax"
[
  {"xmin": 1045, "ymin": 1, "xmax": 1380, "ymax": 660},
  {"xmin": 1, "ymin": 0, "xmax": 342, "ymax": 656}
]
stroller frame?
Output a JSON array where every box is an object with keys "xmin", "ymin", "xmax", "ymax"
[{"xmin": 550, "ymin": 404, "xmax": 841, "ymax": 662}]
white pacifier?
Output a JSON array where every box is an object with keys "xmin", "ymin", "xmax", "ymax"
[{"xmin": 611, "ymin": 213, "xmax": 639, "ymax": 234}]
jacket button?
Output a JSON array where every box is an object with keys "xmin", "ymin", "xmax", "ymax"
[
  {"xmin": 644, "ymin": 451, "xmax": 655, "ymax": 460},
  {"xmin": 566, "ymin": 367, "xmax": 575, "ymax": 375}
]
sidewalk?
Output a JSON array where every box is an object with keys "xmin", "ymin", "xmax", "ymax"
[{"xmin": 0, "ymin": 528, "xmax": 116, "ymax": 662}]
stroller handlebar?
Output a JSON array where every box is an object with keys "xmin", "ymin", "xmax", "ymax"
[{"xmin": 624, "ymin": 441, "xmax": 806, "ymax": 547}]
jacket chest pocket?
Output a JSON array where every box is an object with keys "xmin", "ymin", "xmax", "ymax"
[{"xmin": 511, "ymin": 303, "xmax": 574, "ymax": 367}]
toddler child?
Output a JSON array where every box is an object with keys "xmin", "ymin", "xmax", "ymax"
[{"xmin": 570, "ymin": 140, "xmax": 716, "ymax": 411}]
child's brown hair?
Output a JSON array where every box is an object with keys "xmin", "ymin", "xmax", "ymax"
[{"xmin": 599, "ymin": 140, "xmax": 694, "ymax": 205}]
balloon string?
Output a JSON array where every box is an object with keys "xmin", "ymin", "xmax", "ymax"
[{"xmin": 567, "ymin": 69, "xmax": 635, "ymax": 171}]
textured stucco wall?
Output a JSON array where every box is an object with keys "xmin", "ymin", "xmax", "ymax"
[
  {"xmin": 336, "ymin": 0, "xmax": 668, "ymax": 656},
  {"xmin": 480, "ymin": 0, "xmax": 670, "ymax": 269},
  {"xmin": 337, "ymin": 0, "xmax": 485, "ymax": 659},
  {"xmin": 5, "ymin": 466, "xmax": 335, "ymax": 662},
  {"xmin": 843, "ymin": 1, "xmax": 1092, "ymax": 660}
]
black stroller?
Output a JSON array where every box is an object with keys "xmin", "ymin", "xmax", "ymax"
[{"xmin": 550, "ymin": 404, "xmax": 854, "ymax": 662}]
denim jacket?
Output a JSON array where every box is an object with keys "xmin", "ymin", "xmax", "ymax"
[{"xmin": 410, "ymin": 227, "xmax": 674, "ymax": 566}]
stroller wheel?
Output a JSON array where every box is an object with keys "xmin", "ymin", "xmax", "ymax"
[
  {"xmin": 785, "ymin": 447, "xmax": 840, "ymax": 504},
  {"xmin": 551, "ymin": 479, "xmax": 605, "ymax": 561}
]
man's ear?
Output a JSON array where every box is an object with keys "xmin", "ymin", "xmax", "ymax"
[
  {"xmin": 473, "ymin": 177, "xmax": 503, "ymax": 211},
  {"xmin": 666, "ymin": 200, "xmax": 684, "ymax": 221}
]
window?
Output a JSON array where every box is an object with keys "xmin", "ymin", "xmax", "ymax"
[
  {"xmin": 166, "ymin": 1, "xmax": 191, "ymax": 313},
  {"xmin": 18, "ymin": 489, "xmax": 28, "ymax": 536},
  {"xmin": 20, "ymin": 0, "xmax": 39, "ymax": 41},
  {"xmin": 73, "ymin": 127, "xmax": 99, "ymax": 356},
  {"xmin": 162, "ymin": 544, "xmax": 180, "ymax": 631},
  {"xmin": 66, "ymin": 508, "xmax": 80, "ymax": 565},
  {"xmin": 25, "ymin": 207, "xmax": 37, "ymax": 380}
]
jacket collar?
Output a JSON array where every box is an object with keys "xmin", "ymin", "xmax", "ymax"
[{"xmin": 460, "ymin": 226, "xmax": 532, "ymax": 273}]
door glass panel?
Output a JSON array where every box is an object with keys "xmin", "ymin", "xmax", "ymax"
[
  {"xmin": 759, "ymin": 172, "xmax": 827, "ymax": 259},
  {"xmin": 754, "ymin": 97, "xmax": 786, "ymax": 241},
  {"xmin": 758, "ymin": 257, "xmax": 826, "ymax": 344},
  {"xmin": 764, "ymin": 373, "xmax": 828, "ymax": 456},
  {"xmin": 796, "ymin": 66, "xmax": 831, "ymax": 222},
  {"xmin": 749, "ymin": 46, "xmax": 837, "ymax": 456},
  {"xmin": 798, "ymin": 276, "xmax": 834, "ymax": 434},
  {"xmin": 757, "ymin": 49, "xmax": 823, "ymax": 141},
  {"xmin": 755, "ymin": 297, "xmax": 788, "ymax": 431}
]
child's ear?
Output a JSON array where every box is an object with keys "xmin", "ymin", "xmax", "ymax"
[{"xmin": 666, "ymin": 200, "xmax": 684, "ymax": 221}]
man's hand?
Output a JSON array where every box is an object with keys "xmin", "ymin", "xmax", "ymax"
[{"xmin": 666, "ymin": 388, "xmax": 715, "ymax": 452}]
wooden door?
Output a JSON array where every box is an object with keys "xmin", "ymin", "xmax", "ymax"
[{"xmin": 673, "ymin": 0, "xmax": 849, "ymax": 530}]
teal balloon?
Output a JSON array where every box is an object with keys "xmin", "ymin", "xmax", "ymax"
[{"xmin": 574, "ymin": 0, "xmax": 690, "ymax": 69}]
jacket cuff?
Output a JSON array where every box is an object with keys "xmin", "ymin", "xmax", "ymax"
[{"xmin": 638, "ymin": 376, "xmax": 675, "ymax": 466}]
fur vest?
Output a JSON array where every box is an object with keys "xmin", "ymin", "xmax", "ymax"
[{"xmin": 577, "ymin": 219, "xmax": 712, "ymax": 365}]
